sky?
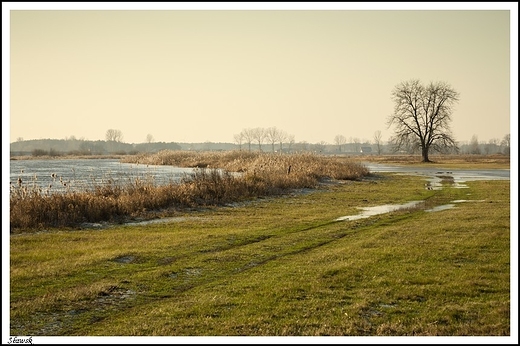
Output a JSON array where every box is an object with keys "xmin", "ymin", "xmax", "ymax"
[{"xmin": 4, "ymin": 2, "xmax": 517, "ymax": 146}]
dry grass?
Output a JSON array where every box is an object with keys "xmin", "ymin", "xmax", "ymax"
[{"xmin": 10, "ymin": 151, "xmax": 369, "ymax": 231}]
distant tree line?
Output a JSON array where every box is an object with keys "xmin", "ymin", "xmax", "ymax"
[
  {"xmin": 11, "ymin": 125, "xmax": 510, "ymax": 157},
  {"xmin": 233, "ymin": 127, "xmax": 295, "ymax": 152},
  {"xmin": 10, "ymin": 138, "xmax": 181, "ymax": 157}
]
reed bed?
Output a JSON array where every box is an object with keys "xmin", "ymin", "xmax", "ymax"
[{"xmin": 10, "ymin": 151, "xmax": 369, "ymax": 231}]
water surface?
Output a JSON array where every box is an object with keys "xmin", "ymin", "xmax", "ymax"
[{"xmin": 10, "ymin": 158, "xmax": 195, "ymax": 194}]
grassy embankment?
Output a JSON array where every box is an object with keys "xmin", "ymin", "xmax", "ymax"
[{"xmin": 9, "ymin": 152, "xmax": 511, "ymax": 336}]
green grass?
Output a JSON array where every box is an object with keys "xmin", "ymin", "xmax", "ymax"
[{"xmin": 9, "ymin": 173, "xmax": 510, "ymax": 336}]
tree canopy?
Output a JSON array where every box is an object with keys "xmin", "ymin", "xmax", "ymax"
[{"xmin": 387, "ymin": 79, "xmax": 460, "ymax": 162}]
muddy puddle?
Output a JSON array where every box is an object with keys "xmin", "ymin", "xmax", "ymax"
[
  {"xmin": 334, "ymin": 200, "xmax": 474, "ymax": 221},
  {"xmin": 335, "ymin": 201, "xmax": 423, "ymax": 221},
  {"xmin": 335, "ymin": 199, "xmax": 484, "ymax": 221}
]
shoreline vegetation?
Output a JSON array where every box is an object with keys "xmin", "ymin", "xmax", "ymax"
[{"xmin": 10, "ymin": 151, "xmax": 371, "ymax": 232}]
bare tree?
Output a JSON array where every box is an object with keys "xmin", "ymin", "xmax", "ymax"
[
  {"xmin": 105, "ymin": 129, "xmax": 124, "ymax": 142},
  {"xmin": 387, "ymin": 79, "xmax": 459, "ymax": 162},
  {"xmin": 501, "ymin": 133, "xmax": 510, "ymax": 155},
  {"xmin": 265, "ymin": 127, "xmax": 279, "ymax": 153},
  {"xmin": 241, "ymin": 128, "xmax": 255, "ymax": 152},
  {"xmin": 333, "ymin": 134, "xmax": 347, "ymax": 152},
  {"xmin": 146, "ymin": 134, "xmax": 155, "ymax": 143},
  {"xmin": 277, "ymin": 130, "xmax": 288, "ymax": 152},
  {"xmin": 373, "ymin": 130, "xmax": 383, "ymax": 155},
  {"xmin": 287, "ymin": 134, "xmax": 295, "ymax": 152},
  {"xmin": 469, "ymin": 135, "xmax": 481, "ymax": 154},
  {"xmin": 233, "ymin": 133, "xmax": 244, "ymax": 151},
  {"xmin": 252, "ymin": 127, "xmax": 266, "ymax": 151}
]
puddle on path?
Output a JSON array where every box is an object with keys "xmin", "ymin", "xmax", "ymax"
[
  {"xmin": 124, "ymin": 216, "xmax": 192, "ymax": 226},
  {"xmin": 424, "ymin": 204, "xmax": 456, "ymax": 212},
  {"xmin": 335, "ymin": 201, "xmax": 423, "ymax": 221},
  {"xmin": 335, "ymin": 199, "xmax": 479, "ymax": 221}
]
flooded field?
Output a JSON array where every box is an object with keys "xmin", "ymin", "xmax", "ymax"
[
  {"xmin": 9, "ymin": 158, "xmax": 196, "ymax": 194},
  {"xmin": 330, "ymin": 162, "xmax": 512, "ymax": 221},
  {"xmin": 363, "ymin": 162, "xmax": 510, "ymax": 189}
]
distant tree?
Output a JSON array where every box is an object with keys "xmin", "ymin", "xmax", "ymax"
[
  {"xmin": 484, "ymin": 138, "xmax": 500, "ymax": 155},
  {"xmin": 277, "ymin": 130, "xmax": 288, "ymax": 152},
  {"xmin": 294, "ymin": 141, "xmax": 310, "ymax": 152},
  {"xmin": 501, "ymin": 133, "xmax": 510, "ymax": 155},
  {"xmin": 32, "ymin": 149, "xmax": 47, "ymax": 157},
  {"xmin": 287, "ymin": 134, "xmax": 295, "ymax": 152},
  {"xmin": 265, "ymin": 127, "xmax": 278, "ymax": 153},
  {"xmin": 241, "ymin": 128, "xmax": 255, "ymax": 152},
  {"xmin": 469, "ymin": 135, "xmax": 481, "ymax": 154},
  {"xmin": 49, "ymin": 148, "xmax": 61, "ymax": 157},
  {"xmin": 265, "ymin": 127, "xmax": 289, "ymax": 153},
  {"xmin": 387, "ymin": 79, "xmax": 459, "ymax": 162},
  {"xmin": 146, "ymin": 134, "xmax": 155, "ymax": 143},
  {"xmin": 252, "ymin": 127, "xmax": 266, "ymax": 151},
  {"xmin": 352, "ymin": 137, "xmax": 361, "ymax": 153},
  {"xmin": 373, "ymin": 130, "xmax": 383, "ymax": 155},
  {"xmin": 313, "ymin": 141, "xmax": 327, "ymax": 153},
  {"xmin": 233, "ymin": 133, "xmax": 244, "ymax": 151},
  {"xmin": 333, "ymin": 135, "xmax": 346, "ymax": 152},
  {"xmin": 105, "ymin": 129, "xmax": 124, "ymax": 142},
  {"xmin": 16, "ymin": 137, "xmax": 24, "ymax": 142}
]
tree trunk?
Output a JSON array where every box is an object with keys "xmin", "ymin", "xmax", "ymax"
[{"xmin": 422, "ymin": 146, "xmax": 430, "ymax": 162}]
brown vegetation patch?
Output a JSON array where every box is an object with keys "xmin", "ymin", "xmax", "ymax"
[{"xmin": 10, "ymin": 151, "xmax": 369, "ymax": 231}]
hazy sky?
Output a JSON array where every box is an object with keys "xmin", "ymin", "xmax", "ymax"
[{"xmin": 4, "ymin": 3, "xmax": 517, "ymax": 145}]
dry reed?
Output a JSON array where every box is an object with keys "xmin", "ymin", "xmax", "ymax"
[{"xmin": 11, "ymin": 151, "xmax": 369, "ymax": 231}]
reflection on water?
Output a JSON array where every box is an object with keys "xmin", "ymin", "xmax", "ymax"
[
  {"xmin": 424, "ymin": 204, "xmax": 456, "ymax": 212},
  {"xmin": 335, "ymin": 199, "xmax": 481, "ymax": 221},
  {"xmin": 335, "ymin": 201, "xmax": 423, "ymax": 221},
  {"xmin": 363, "ymin": 163, "xmax": 509, "ymax": 191}
]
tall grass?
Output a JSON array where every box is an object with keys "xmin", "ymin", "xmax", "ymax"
[{"xmin": 10, "ymin": 152, "xmax": 369, "ymax": 231}]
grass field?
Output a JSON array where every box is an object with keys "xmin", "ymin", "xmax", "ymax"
[{"xmin": 8, "ymin": 164, "xmax": 512, "ymax": 338}]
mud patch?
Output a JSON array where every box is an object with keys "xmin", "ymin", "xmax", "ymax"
[
  {"xmin": 425, "ymin": 204, "xmax": 456, "ymax": 212},
  {"xmin": 112, "ymin": 255, "xmax": 137, "ymax": 264}
]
